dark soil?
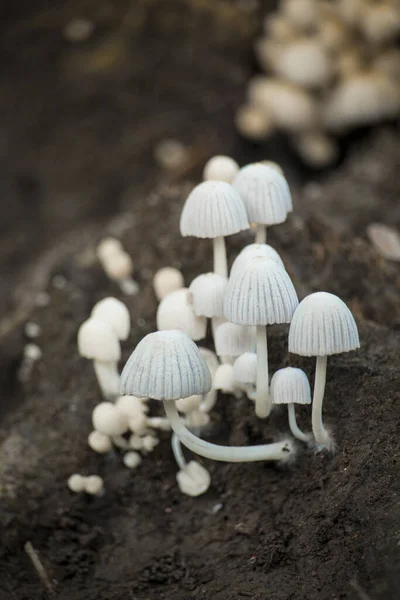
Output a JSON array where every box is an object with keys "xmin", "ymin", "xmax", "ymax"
[{"xmin": 0, "ymin": 2, "xmax": 400, "ymax": 600}]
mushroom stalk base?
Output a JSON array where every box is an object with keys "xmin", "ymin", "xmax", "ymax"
[
  {"xmin": 312, "ymin": 355, "xmax": 330, "ymax": 445},
  {"xmin": 255, "ymin": 224, "xmax": 267, "ymax": 244},
  {"xmin": 288, "ymin": 403, "xmax": 311, "ymax": 443},
  {"xmin": 255, "ymin": 325, "xmax": 270, "ymax": 418},
  {"xmin": 213, "ymin": 236, "xmax": 228, "ymax": 278},
  {"xmin": 93, "ymin": 360, "xmax": 120, "ymax": 400},
  {"xmin": 164, "ymin": 400, "xmax": 292, "ymax": 462}
]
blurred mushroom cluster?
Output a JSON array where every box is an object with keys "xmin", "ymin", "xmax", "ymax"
[{"xmin": 236, "ymin": 0, "xmax": 400, "ymax": 167}]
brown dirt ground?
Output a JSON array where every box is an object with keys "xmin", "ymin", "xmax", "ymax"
[{"xmin": 0, "ymin": 2, "xmax": 400, "ymax": 600}]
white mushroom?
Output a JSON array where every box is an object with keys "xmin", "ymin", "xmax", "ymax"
[
  {"xmin": 289, "ymin": 292, "xmax": 360, "ymax": 451},
  {"xmin": 274, "ymin": 40, "xmax": 333, "ymax": 89},
  {"xmin": 171, "ymin": 433, "xmax": 211, "ymax": 497},
  {"xmin": 271, "ymin": 367, "xmax": 312, "ymax": 443},
  {"xmin": 96, "ymin": 237, "xmax": 123, "ymax": 262},
  {"xmin": 120, "ymin": 330, "xmax": 295, "ymax": 463},
  {"xmin": 235, "ymin": 103, "xmax": 275, "ymax": 140},
  {"xmin": 233, "ymin": 352, "xmax": 257, "ymax": 400},
  {"xmin": 213, "ymin": 364, "xmax": 236, "ymax": 394},
  {"xmin": 224, "ymin": 257, "xmax": 298, "ymax": 418},
  {"xmin": 92, "ymin": 402, "xmax": 128, "ymax": 436},
  {"xmin": 88, "ymin": 431, "xmax": 113, "ymax": 454},
  {"xmin": 67, "ymin": 474, "xmax": 87, "ymax": 493},
  {"xmin": 230, "ymin": 243, "xmax": 284, "ymax": 279},
  {"xmin": 292, "ymin": 130, "xmax": 339, "ymax": 169},
  {"xmin": 84, "ymin": 475, "xmax": 104, "ymax": 496},
  {"xmin": 203, "ymin": 155, "xmax": 239, "ymax": 183},
  {"xmin": 198, "ymin": 347, "xmax": 220, "ymax": 412},
  {"xmin": 153, "ymin": 267, "xmax": 185, "ymax": 301},
  {"xmin": 189, "ymin": 273, "xmax": 227, "ymax": 318},
  {"xmin": 91, "ymin": 297, "xmax": 131, "ymax": 341},
  {"xmin": 214, "ymin": 322, "xmax": 256, "ymax": 358},
  {"xmin": 233, "ymin": 163, "xmax": 291, "ymax": 243},
  {"xmin": 123, "ymin": 451, "xmax": 142, "ymax": 469},
  {"xmin": 180, "ymin": 181, "xmax": 249, "ymax": 278},
  {"xmin": 156, "ymin": 288, "xmax": 207, "ymax": 341},
  {"xmin": 78, "ymin": 318, "xmax": 121, "ymax": 399}
]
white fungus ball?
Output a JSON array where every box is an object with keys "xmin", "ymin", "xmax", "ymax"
[
  {"xmin": 203, "ymin": 156, "xmax": 239, "ymax": 183},
  {"xmin": 142, "ymin": 435, "xmax": 159, "ymax": 452},
  {"xmin": 88, "ymin": 431, "xmax": 112, "ymax": 454},
  {"xmin": 153, "ymin": 267, "xmax": 184, "ymax": 301},
  {"xmin": 123, "ymin": 451, "xmax": 142, "ymax": 469},
  {"xmin": 92, "ymin": 402, "xmax": 128, "ymax": 436},
  {"xmin": 67, "ymin": 474, "xmax": 87, "ymax": 493},
  {"xmin": 115, "ymin": 395, "xmax": 148, "ymax": 419},
  {"xmin": 85, "ymin": 475, "xmax": 104, "ymax": 496}
]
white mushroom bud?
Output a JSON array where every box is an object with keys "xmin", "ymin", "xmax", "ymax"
[
  {"xmin": 153, "ymin": 267, "xmax": 184, "ymax": 301},
  {"xmin": 176, "ymin": 394, "xmax": 202, "ymax": 414},
  {"xmin": 233, "ymin": 352, "xmax": 257, "ymax": 385},
  {"xmin": 180, "ymin": 181, "xmax": 249, "ymax": 278},
  {"xmin": 103, "ymin": 251, "xmax": 133, "ymax": 281},
  {"xmin": 213, "ymin": 364, "xmax": 236, "ymax": 394},
  {"xmin": 128, "ymin": 411, "xmax": 148, "ymax": 435},
  {"xmin": 231, "ymin": 243, "xmax": 284, "ymax": 279},
  {"xmin": 184, "ymin": 410, "xmax": 210, "ymax": 429},
  {"xmin": 271, "ymin": 367, "xmax": 312, "ymax": 443},
  {"xmin": 92, "ymin": 402, "xmax": 128, "ymax": 436},
  {"xmin": 91, "ymin": 297, "xmax": 131, "ymax": 341},
  {"xmin": 157, "ymin": 288, "xmax": 207, "ymax": 341},
  {"xmin": 176, "ymin": 461, "xmax": 211, "ymax": 497},
  {"xmin": 129, "ymin": 434, "xmax": 144, "ymax": 450},
  {"xmin": 235, "ymin": 103, "xmax": 274, "ymax": 140},
  {"xmin": 203, "ymin": 155, "xmax": 239, "ymax": 183},
  {"xmin": 84, "ymin": 475, "xmax": 104, "ymax": 496},
  {"xmin": 142, "ymin": 434, "xmax": 159, "ymax": 453},
  {"xmin": 293, "ymin": 131, "xmax": 339, "ymax": 168},
  {"xmin": 214, "ymin": 322, "xmax": 256, "ymax": 358},
  {"xmin": 289, "ymin": 292, "xmax": 360, "ymax": 451},
  {"xmin": 97, "ymin": 237, "xmax": 123, "ymax": 262},
  {"xmin": 198, "ymin": 347, "xmax": 220, "ymax": 412},
  {"xmin": 78, "ymin": 318, "xmax": 121, "ymax": 400},
  {"xmin": 121, "ymin": 331, "xmax": 295, "ymax": 463},
  {"xmin": 274, "ymin": 40, "xmax": 333, "ymax": 89},
  {"xmin": 115, "ymin": 395, "xmax": 149, "ymax": 419},
  {"xmin": 67, "ymin": 474, "xmax": 87, "ymax": 493},
  {"xmin": 123, "ymin": 451, "xmax": 142, "ymax": 469},
  {"xmin": 189, "ymin": 273, "xmax": 227, "ymax": 318},
  {"xmin": 88, "ymin": 431, "xmax": 112, "ymax": 454}
]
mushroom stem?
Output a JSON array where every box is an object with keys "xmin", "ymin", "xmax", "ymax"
[
  {"xmin": 93, "ymin": 360, "xmax": 120, "ymax": 400},
  {"xmin": 288, "ymin": 403, "xmax": 311, "ymax": 443},
  {"xmin": 255, "ymin": 224, "xmax": 267, "ymax": 244},
  {"xmin": 164, "ymin": 400, "xmax": 293, "ymax": 462},
  {"xmin": 255, "ymin": 325, "xmax": 270, "ymax": 418},
  {"xmin": 171, "ymin": 432, "xmax": 186, "ymax": 470},
  {"xmin": 312, "ymin": 355, "xmax": 331, "ymax": 446},
  {"xmin": 213, "ymin": 236, "xmax": 228, "ymax": 278}
]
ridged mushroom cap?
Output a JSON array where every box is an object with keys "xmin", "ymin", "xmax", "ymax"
[
  {"xmin": 189, "ymin": 273, "xmax": 228, "ymax": 318},
  {"xmin": 78, "ymin": 318, "xmax": 120, "ymax": 362},
  {"xmin": 224, "ymin": 256, "xmax": 298, "ymax": 326},
  {"xmin": 180, "ymin": 181, "xmax": 249, "ymax": 238},
  {"xmin": 288, "ymin": 292, "xmax": 360, "ymax": 357},
  {"xmin": 156, "ymin": 288, "xmax": 207, "ymax": 341},
  {"xmin": 214, "ymin": 322, "xmax": 256, "ymax": 356},
  {"xmin": 120, "ymin": 330, "xmax": 212, "ymax": 400},
  {"xmin": 230, "ymin": 243, "xmax": 284, "ymax": 279},
  {"xmin": 271, "ymin": 367, "xmax": 311, "ymax": 405},
  {"xmin": 233, "ymin": 163, "xmax": 292, "ymax": 220},
  {"xmin": 233, "ymin": 352, "xmax": 257, "ymax": 384},
  {"xmin": 91, "ymin": 297, "xmax": 130, "ymax": 341}
]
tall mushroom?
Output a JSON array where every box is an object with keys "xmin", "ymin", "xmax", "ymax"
[
  {"xmin": 180, "ymin": 181, "xmax": 249, "ymax": 278},
  {"xmin": 121, "ymin": 330, "xmax": 295, "ymax": 463},
  {"xmin": 224, "ymin": 256, "xmax": 298, "ymax": 419},
  {"xmin": 288, "ymin": 292, "xmax": 360, "ymax": 450},
  {"xmin": 270, "ymin": 367, "xmax": 312, "ymax": 443},
  {"xmin": 233, "ymin": 163, "xmax": 292, "ymax": 244}
]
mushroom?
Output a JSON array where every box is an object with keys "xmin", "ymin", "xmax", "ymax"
[
  {"xmin": 123, "ymin": 451, "xmax": 142, "ymax": 469},
  {"xmin": 67, "ymin": 474, "xmax": 87, "ymax": 493},
  {"xmin": 84, "ymin": 475, "xmax": 104, "ymax": 496},
  {"xmin": 203, "ymin": 155, "xmax": 239, "ymax": 183},
  {"xmin": 171, "ymin": 433, "xmax": 211, "ymax": 497},
  {"xmin": 120, "ymin": 330, "xmax": 295, "ymax": 463},
  {"xmin": 235, "ymin": 103, "xmax": 275, "ymax": 140},
  {"xmin": 92, "ymin": 402, "xmax": 128, "ymax": 436},
  {"xmin": 78, "ymin": 318, "xmax": 121, "ymax": 399},
  {"xmin": 288, "ymin": 292, "xmax": 360, "ymax": 450},
  {"xmin": 233, "ymin": 163, "xmax": 291, "ymax": 243},
  {"xmin": 176, "ymin": 394, "xmax": 210, "ymax": 431},
  {"xmin": 292, "ymin": 130, "xmax": 339, "ymax": 168},
  {"xmin": 224, "ymin": 256, "xmax": 298, "ymax": 418},
  {"xmin": 213, "ymin": 364, "xmax": 237, "ymax": 394},
  {"xmin": 281, "ymin": 0, "xmax": 319, "ymax": 30},
  {"xmin": 230, "ymin": 243, "xmax": 284, "ymax": 279},
  {"xmin": 88, "ymin": 431, "xmax": 113, "ymax": 454},
  {"xmin": 156, "ymin": 288, "xmax": 207, "ymax": 341},
  {"xmin": 270, "ymin": 367, "xmax": 312, "ymax": 443},
  {"xmin": 361, "ymin": 3, "xmax": 400, "ymax": 44},
  {"xmin": 153, "ymin": 267, "xmax": 185, "ymax": 301},
  {"xmin": 233, "ymin": 352, "xmax": 257, "ymax": 400},
  {"xmin": 214, "ymin": 322, "xmax": 256, "ymax": 359},
  {"xmin": 180, "ymin": 181, "xmax": 249, "ymax": 278},
  {"xmin": 274, "ymin": 40, "xmax": 333, "ymax": 89},
  {"xmin": 91, "ymin": 297, "xmax": 130, "ymax": 341},
  {"xmin": 189, "ymin": 273, "xmax": 227, "ymax": 319}
]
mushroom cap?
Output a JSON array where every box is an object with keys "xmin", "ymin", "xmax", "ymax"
[
  {"xmin": 92, "ymin": 402, "xmax": 129, "ymax": 436},
  {"xmin": 176, "ymin": 394, "xmax": 203, "ymax": 414},
  {"xmin": 288, "ymin": 292, "xmax": 360, "ymax": 357},
  {"xmin": 214, "ymin": 322, "xmax": 256, "ymax": 356},
  {"xmin": 224, "ymin": 257, "xmax": 298, "ymax": 326},
  {"xmin": 203, "ymin": 155, "xmax": 239, "ymax": 183},
  {"xmin": 233, "ymin": 352, "xmax": 257, "ymax": 384},
  {"xmin": 180, "ymin": 181, "xmax": 249, "ymax": 239},
  {"xmin": 88, "ymin": 431, "xmax": 112, "ymax": 454},
  {"xmin": 91, "ymin": 297, "xmax": 131, "ymax": 341},
  {"xmin": 115, "ymin": 395, "xmax": 149, "ymax": 418},
  {"xmin": 271, "ymin": 367, "xmax": 311, "ymax": 405},
  {"xmin": 97, "ymin": 237, "xmax": 123, "ymax": 261},
  {"xmin": 230, "ymin": 243, "xmax": 284, "ymax": 279},
  {"xmin": 78, "ymin": 318, "xmax": 120, "ymax": 362},
  {"xmin": 67, "ymin": 474, "xmax": 86, "ymax": 493},
  {"xmin": 213, "ymin": 364, "xmax": 236, "ymax": 393},
  {"xmin": 84, "ymin": 475, "xmax": 104, "ymax": 495},
  {"xmin": 103, "ymin": 251, "xmax": 133, "ymax": 280},
  {"xmin": 189, "ymin": 273, "xmax": 228, "ymax": 318},
  {"xmin": 274, "ymin": 40, "xmax": 333, "ymax": 89},
  {"xmin": 156, "ymin": 288, "xmax": 207, "ymax": 341},
  {"xmin": 234, "ymin": 163, "xmax": 292, "ymax": 224},
  {"xmin": 176, "ymin": 461, "xmax": 211, "ymax": 497},
  {"xmin": 120, "ymin": 330, "xmax": 212, "ymax": 400},
  {"xmin": 153, "ymin": 267, "xmax": 184, "ymax": 301}
]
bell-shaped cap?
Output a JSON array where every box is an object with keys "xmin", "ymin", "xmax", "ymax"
[
  {"xmin": 230, "ymin": 243, "xmax": 284, "ymax": 279},
  {"xmin": 180, "ymin": 181, "xmax": 249, "ymax": 239},
  {"xmin": 91, "ymin": 297, "xmax": 130, "ymax": 341},
  {"xmin": 271, "ymin": 367, "xmax": 311, "ymax": 405},
  {"xmin": 153, "ymin": 267, "xmax": 184, "ymax": 301},
  {"xmin": 233, "ymin": 352, "xmax": 257, "ymax": 384},
  {"xmin": 214, "ymin": 322, "xmax": 256, "ymax": 356},
  {"xmin": 157, "ymin": 288, "xmax": 207, "ymax": 341},
  {"xmin": 289, "ymin": 292, "xmax": 360, "ymax": 357},
  {"xmin": 78, "ymin": 318, "xmax": 120, "ymax": 362},
  {"xmin": 120, "ymin": 330, "xmax": 212, "ymax": 400},
  {"xmin": 224, "ymin": 256, "xmax": 298, "ymax": 326},
  {"xmin": 176, "ymin": 461, "xmax": 211, "ymax": 497},
  {"xmin": 189, "ymin": 273, "xmax": 228, "ymax": 318},
  {"xmin": 233, "ymin": 163, "xmax": 292, "ymax": 224}
]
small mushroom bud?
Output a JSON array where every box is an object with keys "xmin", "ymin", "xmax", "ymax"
[
  {"xmin": 84, "ymin": 475, "xmax": 104, "ymax": 496},
  {"xmin": 203, "ymin": 155, "xmax": 239, "ymax": 183},
  {"xmin": 153, "ymin": 267, "xmax": 184, "ymax": 301},
  {"xmin": 92, "ymin": 402, "xmax": 128, "ymax": 436},
  {"xmin": 88, "ymin": 431, "xmax": 112, "ymax": 454},
  {"xmin": 67, "ymin": 474, "xmax": 87, "ymax": 493},
  {"xmin": 123, "ymin": 451, "xmax": 142, "ymax": 469},
  {"xmin": 235, "ymin": 104, "xmax": 274, "ymax": 140}
]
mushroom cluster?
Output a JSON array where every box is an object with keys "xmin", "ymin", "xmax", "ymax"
[{"xmin": 237, "ymin": 0, "xmax": 400, "ymax": 167}]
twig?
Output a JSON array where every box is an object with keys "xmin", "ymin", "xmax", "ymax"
[
  {"xmin": 24, "ymin": 541, "xmax": 55, "ymax": 597},
  {"xmin": 349, "ymin": 579, "xmax": 372, "ymax": 600}
]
